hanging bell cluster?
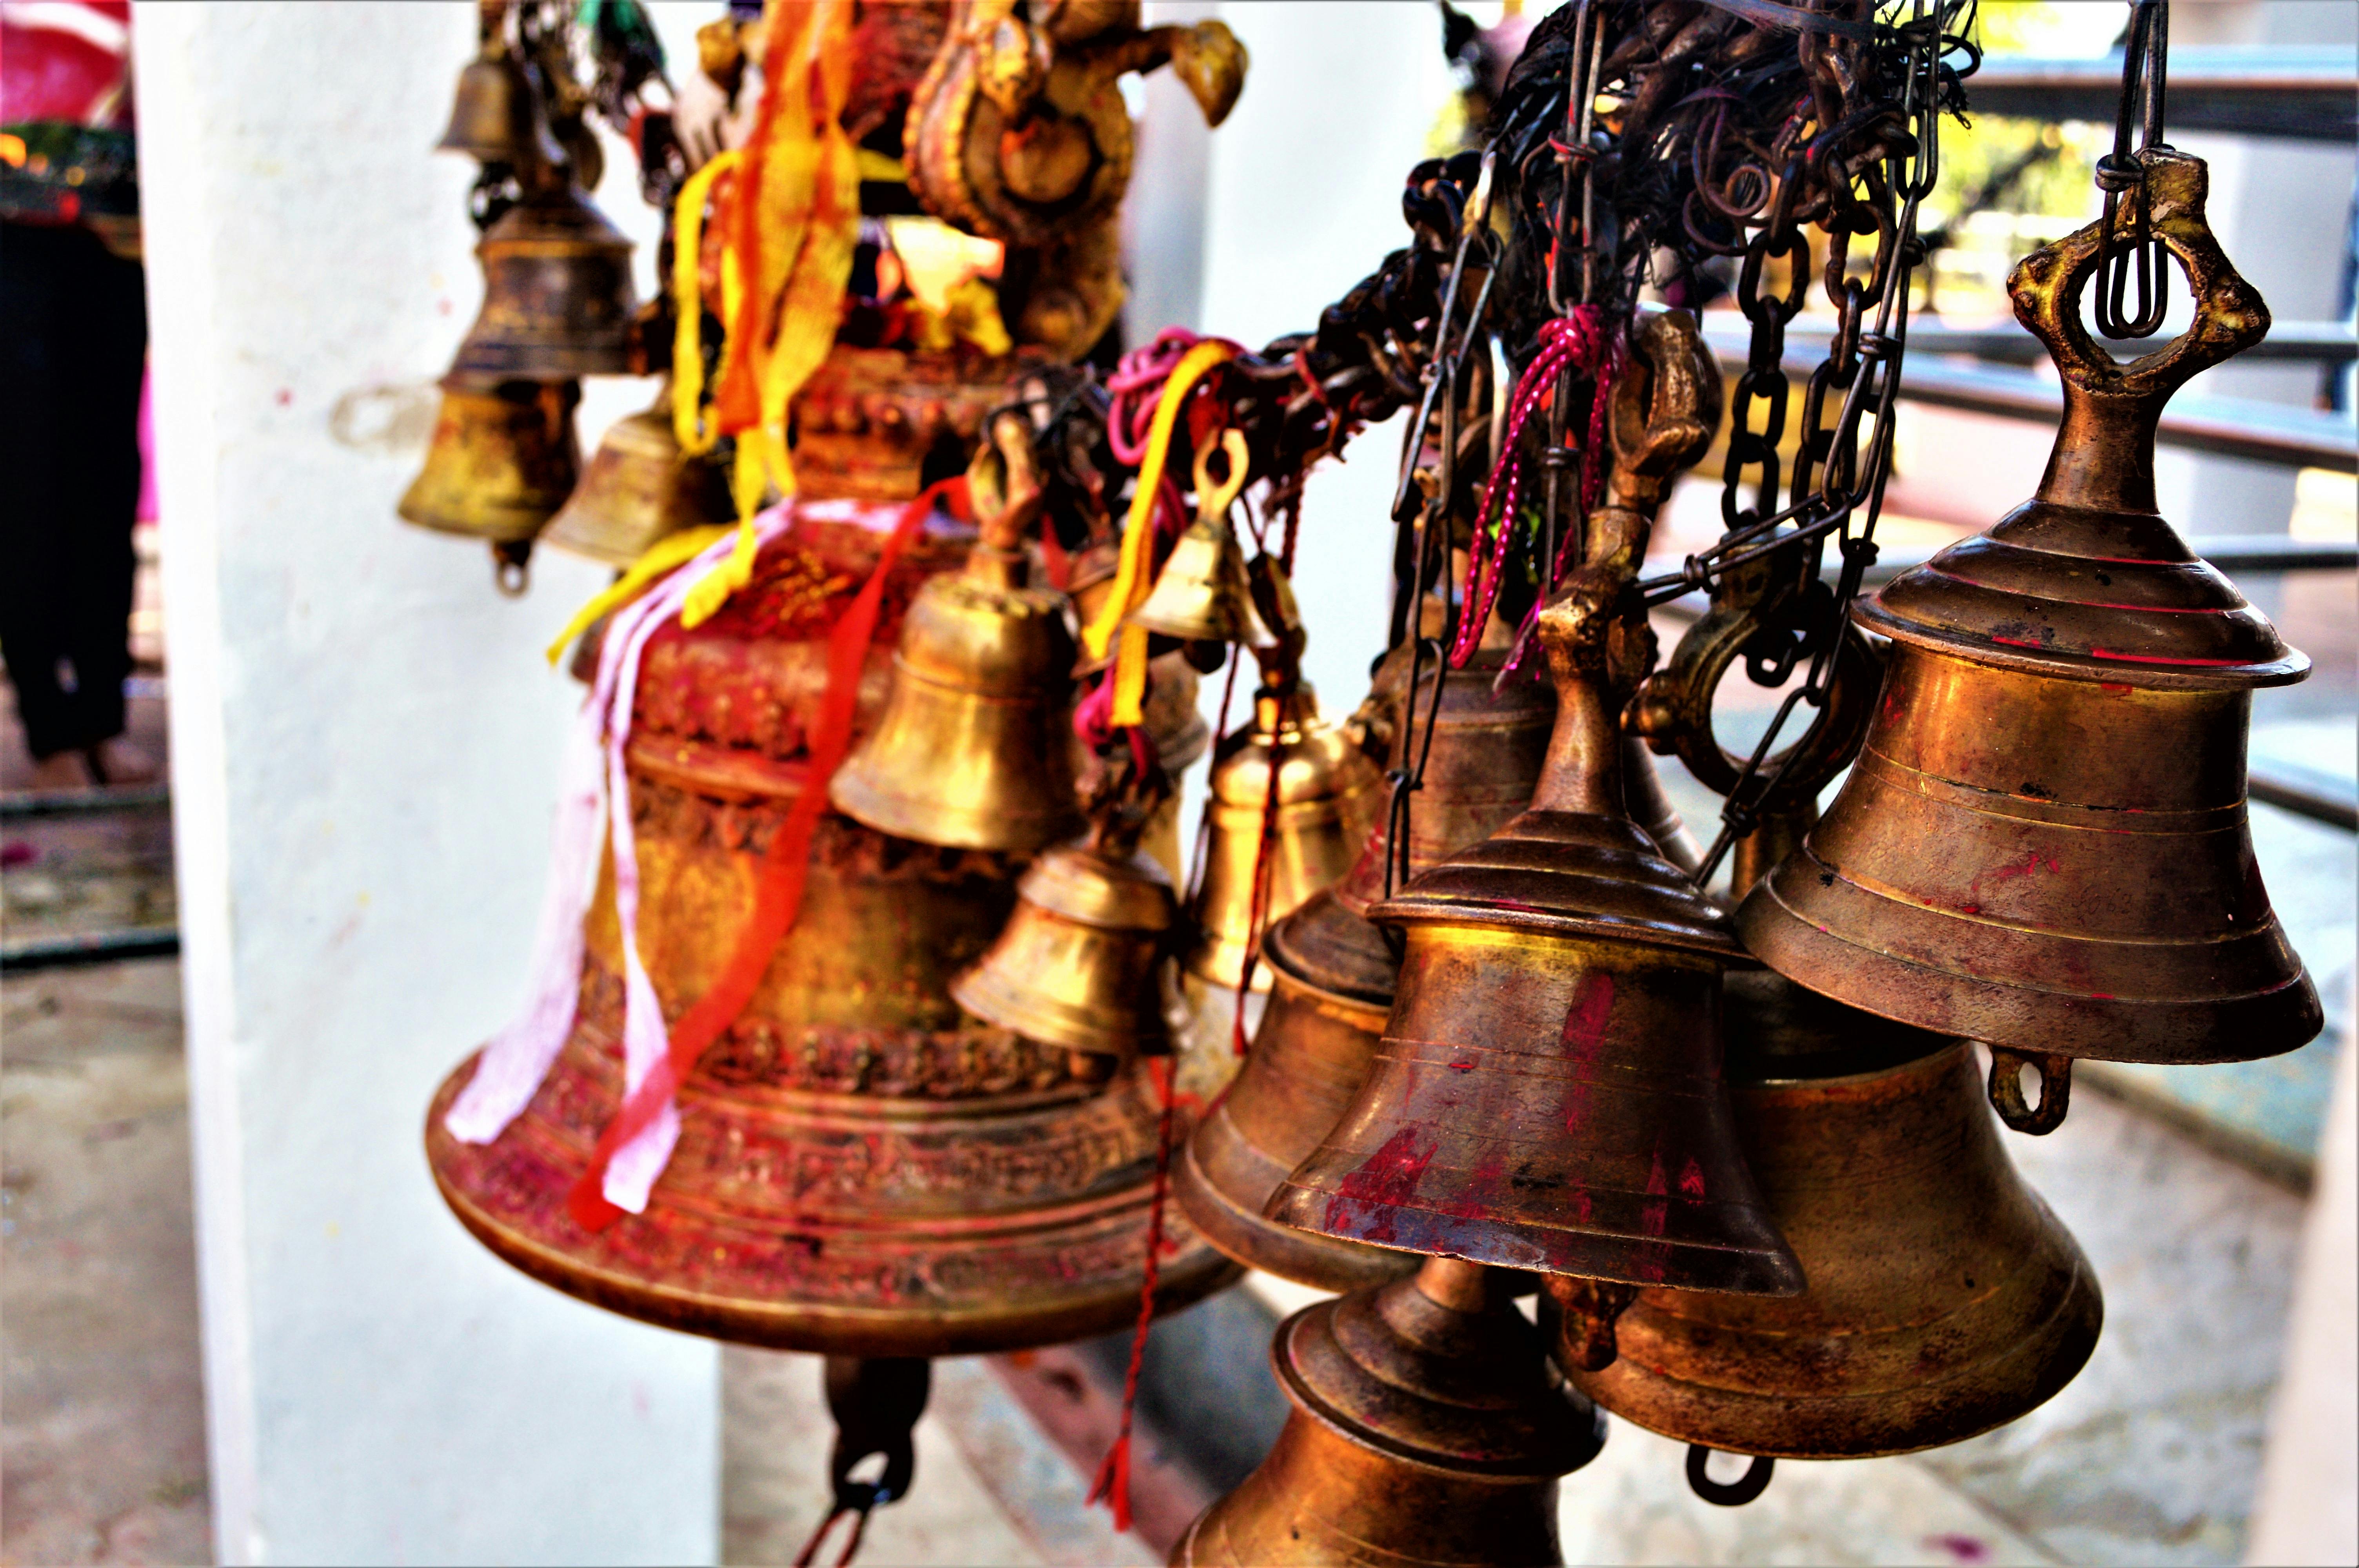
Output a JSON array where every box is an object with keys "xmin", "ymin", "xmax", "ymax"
[
  {"xmin": 400, "ymin": 0, "xmax": 638, "ymax": 590},
  {"xmin": 1737, "ymin": 150, "xmax": 2321, "ymax": 1132}
]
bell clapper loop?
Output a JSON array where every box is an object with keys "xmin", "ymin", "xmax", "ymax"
[
  {"xmin": 491, "ymin": 539, "xmax": 532, "ymax": 597},
  {"xmin": 1543, "ymin": 1275, "xmax": 1640, "ymax": 1372},
  {"xmin": 1686, "ymin": 1445, "xmax": 1775, "ymax": 1508},
  {"xmin": 796, "ymin": 1357, "xmax": 931, "ymax": 1566},
  {"xmin": 2093, "ymin": 0, "xmax": 2173, "ymax": 340},
  {"xmin": 1987, "ymin": 1046, "xmax": 2074, "ymax": 1136}
]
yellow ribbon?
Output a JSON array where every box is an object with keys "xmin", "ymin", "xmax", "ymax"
[
  {"xmin": 671, "ymin": 150, "xmax": 745, "ymax": 457},
  {"xmin": 544, "ymin": 525, "xmax": 737, "ymax": 667},
  {"xmin": 1081, "ymin": 339, "xmax": 1238, "ymax": 725}
]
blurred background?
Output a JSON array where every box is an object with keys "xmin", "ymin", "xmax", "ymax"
[{"xmin": 2, "ymin": 2, "xmax": 2350, "ymax": 1564}]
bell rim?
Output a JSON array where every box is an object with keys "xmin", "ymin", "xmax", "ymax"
[
  {"xmin": 1855, "ymin": 592, "xmax": 2312, "ymax": 691},
  {"xmin": 827, "ymin": 767, "xmax": 1085, "ymax": 855},
  {"xmin": 1174, "ymin": 1127, "xmax": 1419, "ymax": 1292},
  {"xmin": 426, "ymin": 1062, "xmax": 1241, "ymax": 1357},
  {"xmin": 396, "ymin": 493, "xmax": 552, "ymax": 544},
  {"xmin": 1573, "ymin": 1246, "xmax": 2104, "ymax": 1459},
  {"xmin": 1366, "ymin": 892, "xmax": 1747, "ymax": 963},
  {"xmin": 947, "ymin": 964, "xmax": 1173, "ymax": 1059},
  {"xmin": 1737, "ymin": 858, "xmax": 2326, "ymax": 1064}
]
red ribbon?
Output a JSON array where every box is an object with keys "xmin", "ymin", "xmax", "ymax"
[{"xmin": 569, "ymin": 477, "xmax": 970, "ymax": 1232}]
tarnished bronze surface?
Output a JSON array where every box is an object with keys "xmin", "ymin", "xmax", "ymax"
[
  {"xmin": 1173, "ymin": 1259, "xmax": 1602, "ymax": 1568},
  {"xmin": 399, "ymin": 373, "xmax": 580, "ymax": 544},
  {"xmin": 1270, "ymin": 601, "xmax": 1799, "ymax": 1296},
  {"xmin": 1570, "ymin": 1030, "xmax": 2102, "ymax": 1457},
  {"xmin": 949, "ymin": 827, "xmax": 1179, "ymax": 1061},
  {"xmin": 828, "ymin": 543, "xmax": 1081, "ymax": 853},
  {"xmin": 427, "ymin": 522, "xmax": 1234, "ymax": 1353},
  {"xmin": 435, "ymin": 29, "xmax": 564, "ymax": 169},
  {"xmin": 791, "ymin": 346, "xmax": 1027, "ymax": 503},
  {"xmin": 1739, "ymin": 151, "xmax": 2320, "ymax": 1067},
  {"xmin": 1184, "ymin": 682, "xmax": 1381, "ymax": 991},
  {"xmin": 452, "ymin": 183, "xmax": 638, "ymax": 379},
  {"xmin": 1176, "ymin": 650, "xmax": 1555, "ymax": 1290},
  {"xmin": 543, "ymin": 381, "xmax": 732, "ymax": 567}
]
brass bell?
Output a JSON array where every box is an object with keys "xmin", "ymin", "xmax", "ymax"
[
  {"xmin": 1737, "ymin": 151, "xmax": 2320, "ymax": 1119},
  {"xmin": 451, "ymin": 183, "xmax": 639, "ymax": 379},
  {"xmin": 399, "ymin": 373, "xmax": 580, "ymax": 546},
  {"xmin": 1183, "ymin": 677, "xmax": 1381, "ymax": 991},
  {"xmin": 830, "ymin": 414, "xmax": 1083, "ymax": 854},
  {"xmin": 1174, "ymin": 1258, "xmax": 1604, "ymax": 1567},
  {"xmin": 427, "ymin": 520, "xmax": 1236, "ymax": 1354},
  {"xmin": 951, "ymin": 795, "xmax": 1180, "ymax": 1061},
  {"xmin": 1566, "ymin": 996, "xmax": 2102, "ymax": 1461},
  {"xmin": 434, "ymin": 18, "xmax": 565, "ymax": 169},
  {"xmin": 1269, "ymin": 593, "xmax": 1802, "ymax": 1296},
  {"xmin": 1177, "ymin": 645, "xmax": 1556, "ymax": 1289},
  {"xmin": 542, "ymin": 380, "xmax": 732, "ymax": 567},
  {"xmin": 1127, "ymin": 431, "xmax": 1265, "ymax": 650}
]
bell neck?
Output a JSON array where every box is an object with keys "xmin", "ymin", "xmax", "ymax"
[
  {"xmin": 1251, "ymin": 679, "xmax": 1317, "ymax": 742},
  {"xmin": 2034, "ymin": 386, "xmax": 2164, "ymax": 517},
  {"xmin": 964, "ymin": 543, "xmax": 1030, "ymax": 592},
  {"xmin": 1731, "ymin": 802, "xmax": 1815, "ymax": 899},
  {"xmin": 1528, "ymin": 669, "xmax": 1626, "ymax": 818}
]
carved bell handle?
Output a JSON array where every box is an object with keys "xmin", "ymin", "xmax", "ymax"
[{"xmin": 2009, "ymin": 149, "xmax": 2270, "ymax": 515}]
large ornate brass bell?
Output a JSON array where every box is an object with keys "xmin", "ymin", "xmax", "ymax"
[
  {"xmin": 542, "ymin": 381, "xmax": 732, "ymax": 567},
  {"xmin": 1184, "ymin": 674, "xmax": 1381, "ymax": 991},
  {"xmin": 1174, "ymin": 1259, "xmax": 1604, "ymax": 1568},
  {"xmin": 451, "ymin": 181, "xmax": 638, "ymax": 380},
  {"xmin": 1270, "ymin": 593, "xmax": 1801, "ymax": 1297},
  {"xmin": 1177, "ymin": 646, "xmax": 1556, "ymax": 1289},
  {"xmin": 1738, "ymin": 151, "xmax": 2320, "ymax": 1122},
  {"xmin": 830, "ymin": 413, "xmax": 1083, "ymax": 853},
  {"xmin": 426, "ymin": 518, "xmax": 1235, "ymax": 1353},
  {"xmin": 398, "ymin": 374, "xmax": 581, "ymax": 564},
  {"xmin": 950, "ymin": 786, "xmax": 1181, "ymax": 1062}
]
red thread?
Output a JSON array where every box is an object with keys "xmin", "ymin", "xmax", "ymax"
[
  {"xmin": 1088, "ymin": 1054, "xmax": 1178, "ymax": 1534},
  {"xmin": 569, "ymin": 477, "xmax": 970, "ymax": 1232}
]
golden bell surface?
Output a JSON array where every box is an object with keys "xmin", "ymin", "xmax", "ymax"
[
  {"xmin": 829, "ymin": 543, "xmax": 1083, "ymax": 853},
  {"xmin": 398, "ymin": 373, "xmax": 580, "ymax": 544},
  {"xmin": 1270, "ymin": 598, "xmax": 1801, "ymax": 1296},
  {"xmin": 1174, "ymin": 1259, "xmax": 1604, "ymax": 1568},
  {"xmin": 1738, "ymin": 151, "xmax": 2319, "ymax": 1069},
  {"xmin": 1569, "ymin": 1008, "xmax": 2103, "ymax": 1458},
  {"xmin": 452, "ymin": 184, "xmax": 639, "ymax": 379},
  {"xmin": 1177, "ymin": 648, "xmax": 1556, "ymax": 1290},
  {"xmin": 1184, "ymin": 681, "xmax": 1382, "ymax": 991},
  {"xmin": 542, "ymin": 384, "xmax": 732, "ymax": 567},
  {"xmin": 436, "ymin": 47, "xmax": 565, "ymax": 169},
  {"xmin": 1127, "ymin": 513, "xmax": 1264, "ymax": 646},
  {"xmin": 426, "ymin": 521, "xmax": 1235, "ymax": 1354},
  {"xmin": 950, "ymin": 830, "xmax": 1180, "ymax": 1060}
]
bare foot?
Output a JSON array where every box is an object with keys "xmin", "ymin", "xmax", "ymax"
[
  {"xmin": 28, "ymin": 751, "xmax": 94, "ymax": 789},
  {"xmin": 90, "ymin": 738, "xmax": 162, "ymax": 786}
]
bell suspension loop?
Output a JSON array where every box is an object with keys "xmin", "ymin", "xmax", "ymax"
[{"xmin": 2095, "ymin": 0, "xmax": 2174, "ymax": 340}]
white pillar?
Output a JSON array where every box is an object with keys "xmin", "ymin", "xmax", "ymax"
[{"xmin": 137, "ymin": 4, "xmax": 718, "ymax": 1562}]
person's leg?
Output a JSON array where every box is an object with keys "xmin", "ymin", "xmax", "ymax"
[
  {"xmin": 53, "ymin": 225, "xmax": 151, "ymax": 781},
  {"xmin": 0, "ymin": 221, "xmax": 94, "ymax": 781}
]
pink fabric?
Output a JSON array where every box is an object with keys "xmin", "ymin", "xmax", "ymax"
[{"xmin": 136, "ymin": 367, "xmax": 157, "ymax": 522}]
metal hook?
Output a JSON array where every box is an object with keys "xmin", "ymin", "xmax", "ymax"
[
  {"xmin": 1987, "ymin": 1046, "xmax": 2073, "ymax": 1135},
  {"xmin": 1686, "ymin": 1445, "xmax": 1775, "ymax": 1507}
]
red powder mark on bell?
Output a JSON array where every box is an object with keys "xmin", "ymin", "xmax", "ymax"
[
  {"xmin": 1327, "ymin": 1127, "xmax": 1438, "ymax": 1245},
  {"xmin": 1925, "ymin": 1534, "xmax": 1990, "ymax": 1564},
  {"xmin": 2100, "ymin": 682, "xmax": 2134, "ymax": 697},
  {"xmin": 1448, "ymin": 1060, "xmax": 1475, "ymax": 1072},
  {"xmin": 1640, "ymin": 1149, "xmax": 1670, "ymax": 1238},
  {"xmin": 1986, "ymin": 849, "xmax": 2063, "ymax": 883},
  {"xmin": 1960, "ymin": 903, "xmax": 1982, "ymax": 915},
  {"xmin": 1678, "ymin": 1157, "xmax": 1706, "ymax": 1201}
]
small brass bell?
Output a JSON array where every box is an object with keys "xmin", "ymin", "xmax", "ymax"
[
  {"xmin": 1269, "ymin": 592, "xmax": 1801, "ymax": 1296},
  {"xmin": 1127, "ymin": 430, "xmax": 1265, "ymax": 650},
  {"xmin": 830, "ymin": 414, "xmax": 1083, "ymax": 853},
  {"xmin": 1177, "ymin": 646, "xmax": 1556, "ymax": 1290},
  {"xmin": 452, "ymin": 183, "xmax": 639, "ymax": 379},
  {"xmin": 542, "ymin": 381, "xmax": 732, "ymax": 567},
  {"xmin": 1738, "ymin": 151, "xmax": 2320, "ymax": 1118},
  {"xmin": 1174, "ymin": 1259, "xmax": 1604, "ymax": 1567},
  {"xmin": 434, "ymin": 16, "xmax": 565, "ymax": 170},
  {"xmin": 1183, "ymin": 677, "xmax": 1381, "ymax": 991},
  {"xmin": 399, "ymin": 373, "xmax": 581, "ymax": 546},
  {"xmin": 951, "ymin": 774, "xmax": 1180, "ymax": 1061}
]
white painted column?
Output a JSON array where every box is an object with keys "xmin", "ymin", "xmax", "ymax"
[{"xmin": 137, "ymin": 4, "xmax": 717, "ymax": 1563}]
